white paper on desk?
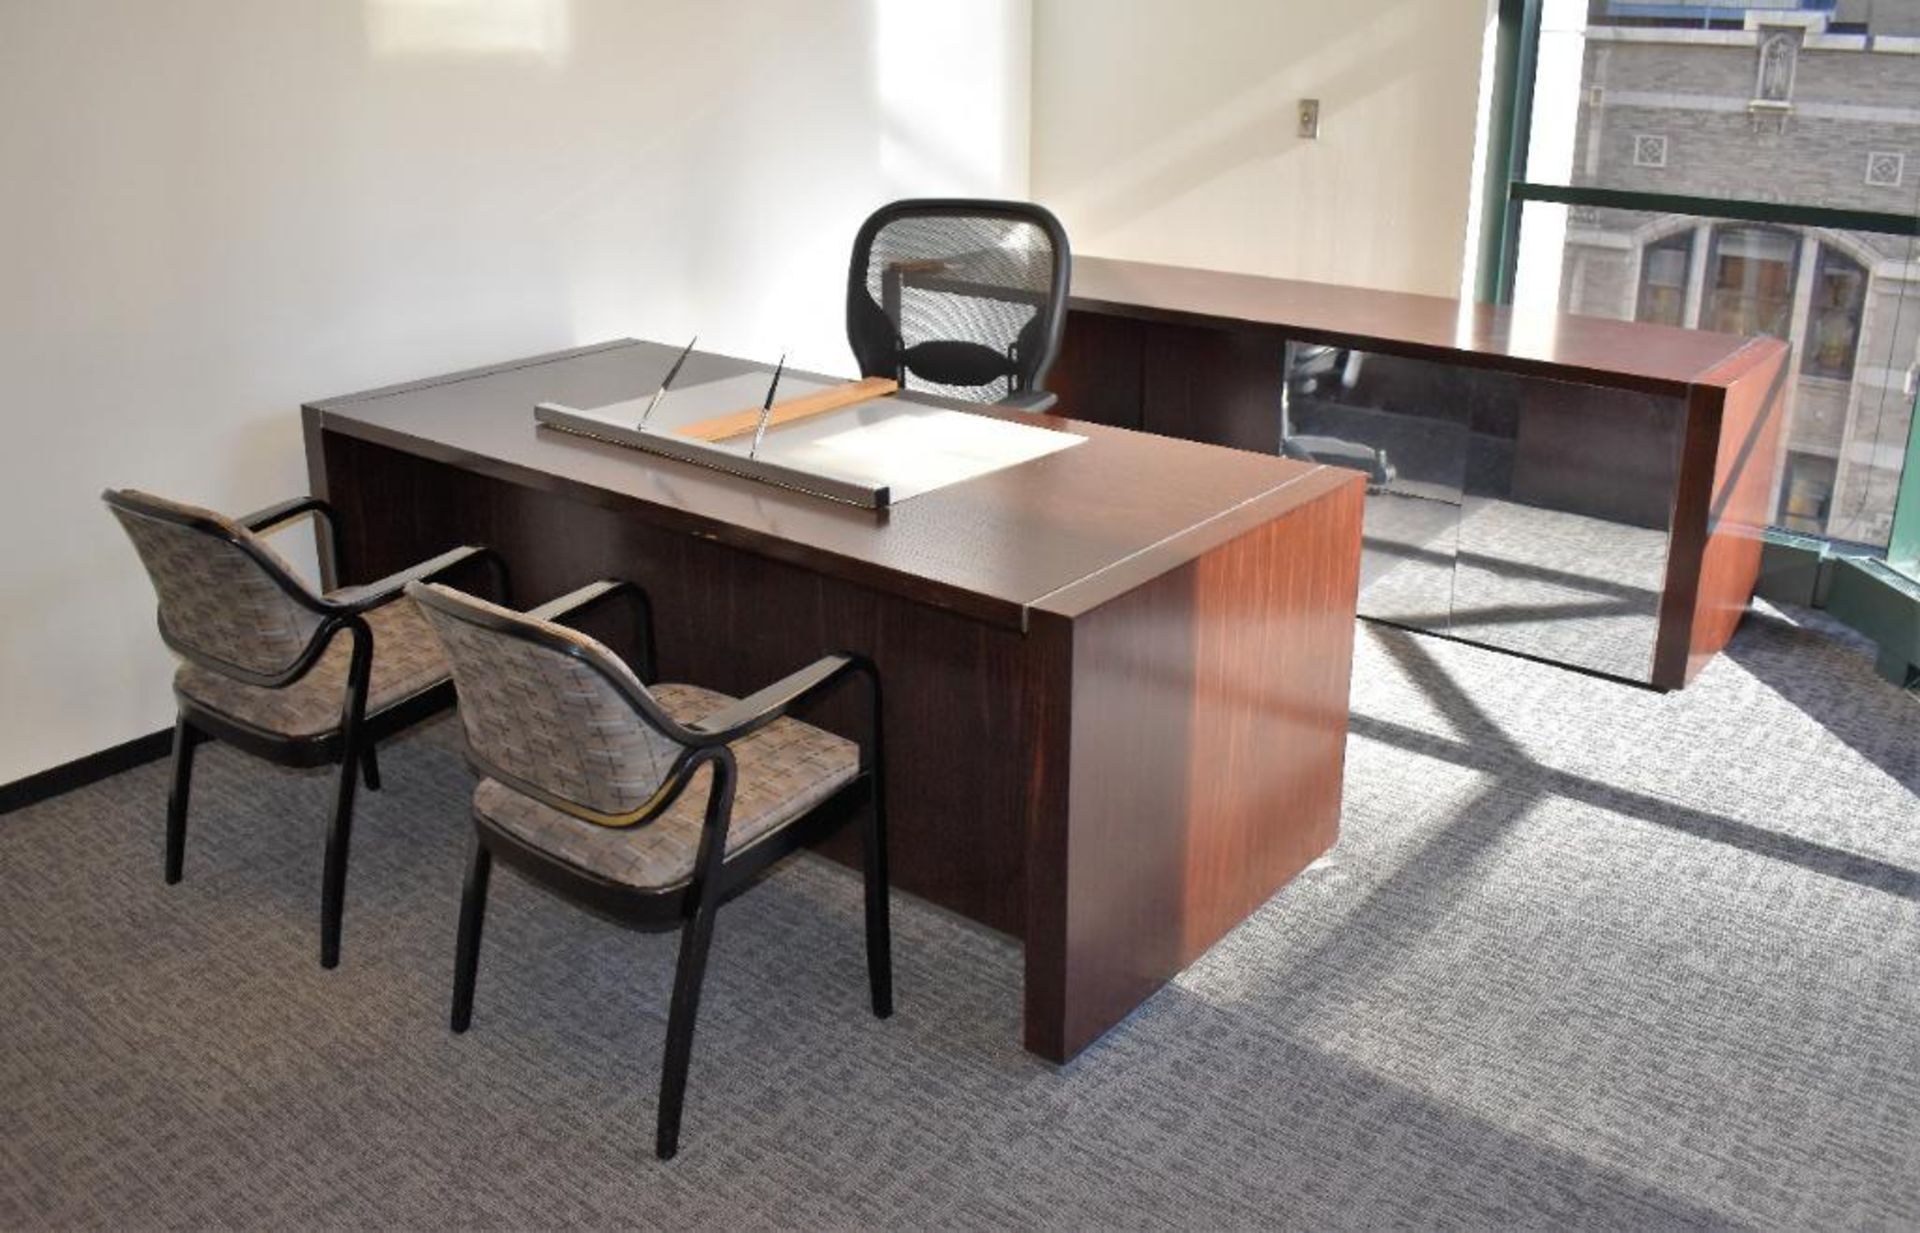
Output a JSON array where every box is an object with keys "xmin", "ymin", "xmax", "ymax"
[
  {"xmin": 751, "ymin": 402, "xmax": 1085, "ymax": 502},
  {"xmin": 562, "ymin": 374, "xmax": 1086, "ymax": 503}
]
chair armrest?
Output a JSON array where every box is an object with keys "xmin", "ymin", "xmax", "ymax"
[
  {"xmin": 528, "ymin": 579, "xmax": 657, "ymax": 683},
  {"xmin": 328, "ymin": 545, "xmax": 496, "ymax": 614},
  {"xmin": 239, "ymin": 496, "xmax": 344, "ymax": 587},
  {"xmin": 686, "ymin": 654, "xmax": 856, "ymax": 745},
  {"xmin": 996, "ymin": 390, "xmax": 1057, "ymax": 413},
  {"xmin": 530, "ymin": 579, "xmax": 641, "ymax": 624},
  {"xmin": 240, "ymin": 495, "xmax": 338, "ymax": 535}
]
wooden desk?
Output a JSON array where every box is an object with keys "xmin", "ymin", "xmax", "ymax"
[
  {"xmin": 1051, "ymin": 255, "xmax": 1790, "ymax": 690},
  {"xmin": 303, "ymin": 340, "xmax": 1364, "ymax": 1062}
]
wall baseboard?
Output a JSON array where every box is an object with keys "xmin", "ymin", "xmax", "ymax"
[{"xmin": 0, "ymin": 728, "xmax": 173, "ymax": 816}]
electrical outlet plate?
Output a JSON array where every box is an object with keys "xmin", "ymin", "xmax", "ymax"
[{"xmin": 1298, "ymin": 98, "xmax": 1320, "ymax": 139}]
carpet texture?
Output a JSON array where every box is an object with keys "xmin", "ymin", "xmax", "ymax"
[{"xmin": 2, "ymin": 603, "xmax": 1915, "ymax": 1230}]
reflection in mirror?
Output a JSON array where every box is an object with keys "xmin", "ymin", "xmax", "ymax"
[
  {"xmin": 1288, "ymin": 343, "xmax": 1684, "ymax": 683},
  {"xmin": 1451, "ymin": 376, "xmax": 1682, "ymax": 681},
  {"xmin": 1284, "ymin": 342, "xmax": 1469, "ymax": 631}
]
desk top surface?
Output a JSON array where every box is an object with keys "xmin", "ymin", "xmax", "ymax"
[
  {"xmin": 305, "ymin": 339, "xmax": 1355, "ymax": 631},
  {"xmin": 1068, "ymin": 255, "xmax": 1785, "ymax": 397}
]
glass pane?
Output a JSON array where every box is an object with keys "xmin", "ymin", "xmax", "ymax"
[
  {"xmin": 1513, "ymin": 201, "xmax": 1919, "ymax": 549},
  {"xmin": 1637, "ymin": 231, "xmax": 1694, "ymax": 325},
  {"xmin": 1449, "ymin": 373, "xmax": 1681, "ymax": 683},
  {"xmin": 1704, "ymin": 226, "xmax": 1798, "ymax": 337},
  {"xmin": 1283, "ymin": 343, "xmax": 1469, "ymax": 629},
  {"xmin": 1524, "ymin": 0, "xmax": 1920, "ymax": 220},
  {"xmin": 1287, "ymin": 342, "xmax": 1680, "ymax": 683},
  {"xmin": 1805, "ymin": 243, "xmax": 1869, "ymax": 380}
]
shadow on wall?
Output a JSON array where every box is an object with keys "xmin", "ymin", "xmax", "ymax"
[
  {"xmin": 358, "ymin": 0, "xmax": 1035, "ymax": 374},
  {"xmin": 1033, "ymin": 0, "xmax": 1482, "ymax": 293},
  {"xmin": 364, "ymin": 0, "xmax": 572, "ymax": 62},
  {"xmin": 873, "ymin": 0, "xmax": 1027, "ymax": 197},
  {"xmin": 1064, "ymin": 21, "xmax": 1430, "ymax": 237}
]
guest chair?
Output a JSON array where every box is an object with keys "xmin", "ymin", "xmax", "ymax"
[
  {"xmin": 408, "ymin": 579, "xmax": 892, "ymax": 1161},
  {"xmin": 102, "ymin": 488, "xmax": 503, "ymax": 967},
  {"xmin": 847, "ymin": 197, "xmax": 1071, "ymax": 411}
]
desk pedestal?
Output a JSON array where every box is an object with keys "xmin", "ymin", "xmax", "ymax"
[{"xmin": 310, "ymin": 428, "xmax": 1362, "ymax": 1061}]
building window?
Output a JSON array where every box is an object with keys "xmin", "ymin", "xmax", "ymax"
[
  {"xmin": 1804, "ymin": 245, "xmax": 1868, "ymax": 381},
  {"xmin": 1865, "ymin": 152, "xmax": 1905, "ymax": 189},
  {"xmin": 1779, "ymin": 452, "xmax": 1836, "ymax": 535},
  {"xmin": 1704, "ymin": 226, "xmax": 1798, "ymax": 339},
  {"xmin": 1498, "ymin": 5, "xmax": 1920, "ymax": 550},
  {"xmin": 1636, "ymin": 231, "xmax": 1693, "ymax": 327}
]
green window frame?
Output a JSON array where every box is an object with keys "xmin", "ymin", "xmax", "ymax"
[{"xmin": 1892, "ymin": 400, "xmax": 1920, "ymax": 582}]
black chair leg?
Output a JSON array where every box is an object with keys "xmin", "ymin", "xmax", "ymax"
[
  {"xmin": 319, "ymin": 742, "xmax": 361, "ymax": 969},
  {"xmin": 655, "ymin": 895, "xmax": 721, "ymax": 1161},
  {"xmin": 451, "ymin": 840, "xmax": 492, "ymax": 1033},
  {"xmin": 360, "ymin": 744, "xmax": 382, "ymax": 792},
  {"xmin": 163, "ymin": 715, "xmax": 201, "ymax": 885},
  {"xmin": 863, "ymin": 783, "xmax": 893, "ymax": 1020}
]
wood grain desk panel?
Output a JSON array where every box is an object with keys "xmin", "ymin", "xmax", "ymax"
[
  {"xmin": 1024, "ymin": 479, "xmax": 1361, "ymax": 1057},
  {"xmin": 1675, "ymin": 343, "xmax": 1792, "ymax": 684},
  {"xmin": 1055, "ymin": 256, "xmax": 1791, "ymax": 690},
  {"xmin": 303, "ymin": 341, "xmax": 1365, "ymax": 1062},
  {"xmin": 1067, "ymin": 255, "xmax": 1770, "ymax": 397}
]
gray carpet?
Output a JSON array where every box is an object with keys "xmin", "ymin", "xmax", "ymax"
[{"xmin": 3, "ymin": 603, "xmax": 1916, "ymax": 1230}]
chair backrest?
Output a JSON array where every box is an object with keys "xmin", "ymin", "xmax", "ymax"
[
  {"xmin": 409, "ymin": 582, "xmax": 689, "ymax": 824},
  {"xmin": 846, "ymin": 198, "xmax": 1071, "ymax": 403},
  {"xmin": 103, "ymin": 489, "xmax": 326, "ymax": 681}
]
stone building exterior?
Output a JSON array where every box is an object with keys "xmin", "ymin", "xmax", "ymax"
[{"xmin": 1554, "ymin": 0, "xmax": 1919, "ymax": 546}]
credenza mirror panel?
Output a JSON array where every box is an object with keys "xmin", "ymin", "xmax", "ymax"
[
  {"xmin": 1284, "ymin": 344, "xmax": 1685, "ymax": 682},
  {"xmin": 1284, "ymin": 344, "xmax": 1469, "ymax": 634},
  {"xmin": 1051, "ymin": 255, "xmax": 1792, "ymax": 689}
]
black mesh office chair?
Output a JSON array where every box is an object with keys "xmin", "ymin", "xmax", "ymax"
[{"xmin": 846, "ymin": 198, "xmax": 1071, "ymax": 411}]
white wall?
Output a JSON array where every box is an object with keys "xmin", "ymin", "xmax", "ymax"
[
  {"xmin": 1031, "ymin": 0, "xmax": 1492, "ymax": 297},
  {"xmin": 0, "ymin": 0, "xmax": 1030, "ymax": 784}
]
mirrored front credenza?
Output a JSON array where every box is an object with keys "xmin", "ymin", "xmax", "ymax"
[{"xmin": 1049, "ymin": 256, "xmax": 1791, "ymax": 689}]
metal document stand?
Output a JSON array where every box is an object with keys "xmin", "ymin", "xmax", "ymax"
[{"xmin": 537, "ymin": 372, "xmax": 1084, "ymax": 511}]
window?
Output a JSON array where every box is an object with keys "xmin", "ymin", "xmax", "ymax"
[
  {"xmin": 1704, "ymin": 226, "xmax": 1797, "ymax": 340},
  {"xmin": 1779, "ymin": 452, "xmax": 1837, "ymax": 535},
  {"xmin": 1485, "ymin": 0, "xmax": 1920, "ymax": 552},
  {"xmin": 1635, "ymin": 230, "xmax": 1692, "ymax": 327},
  {"xmin": 1804, "ymin": 245, "xmax": 1867, "ymax": 380}
]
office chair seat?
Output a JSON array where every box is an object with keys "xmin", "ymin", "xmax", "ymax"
[
  {"xmin": 173, "ymin": 594, "xmax": 449, "ymax": 740},
  {"xmin": 470, "ymin": 683, "xmax": 857, "ymax": 892}
]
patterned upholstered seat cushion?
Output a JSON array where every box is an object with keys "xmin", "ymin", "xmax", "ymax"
[
  {"xmin": 174, "ymin": 596, "xmax": 449, "ymax": 738},
  {"xmin": 472, "ymin": 683, "xmax": 860, "ymax": 892}
]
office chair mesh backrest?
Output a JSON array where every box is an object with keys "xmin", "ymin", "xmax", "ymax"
[
  {"xmin": 106, "ymin": 489, "xmax": 325, "ymax": 678},
  {"xmin": 847, "ymin": 199, "xmax": 1071, "ymax": 403},
  {"xmin": 413, "ymin": 585, "xmax": 683, "ymax": 822}
]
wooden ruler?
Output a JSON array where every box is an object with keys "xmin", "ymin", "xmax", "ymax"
[{"xmin": 675, "ymin": 376, "xmax": 900, "ymax": 443}]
